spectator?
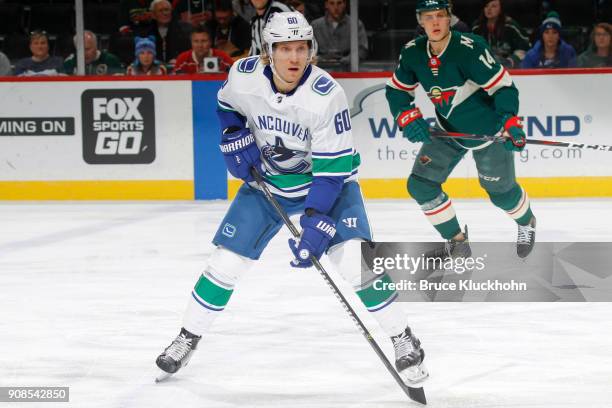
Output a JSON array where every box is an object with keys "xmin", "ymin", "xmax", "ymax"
[
  {"xmin": 13, "ymin": 31, "xmax": 64, "ymax": 76},
  {"xmin": 414, "ymin": 0, "xmax": 470, "ymax": 38},
  {"xmin": 311, "ymin": 0, "xmax": 368, "ymax": 62},
  {"xmin": 304, "ymin": 0, "xmax": 325, "ymax": 21},
  {"xmin": 578, "ymin": 23, "xmax": 611, "ymax": 68},
  {"xmin": 472, "ymin": 0, "xmax": 530, "ymax": 68},
  {"xmin": 232, "ymin": 0, "xmax": 256, "ymax": 22},
  {"xmin": 249, "ymin": 0, "xmax": 293, "ymax": 55},
  {"xmin": 0, "ymin": 51, "xmax": 10, "ymax": 76},
  {"xmin": 119, "ymin": 0, "xmax": 154, "ymax": 34},
  {"xmin": 173, "ymin": 0, "xmax": 214, "ymax": 27},
  {"xmin": 207, "ymin": 0, "xmax": 251, "ymax": 58},
  {"xmin": 126, "ymin": 36, "xmax": 168, "ymax": 74},
  {"xmin": 64, "ymin": 31, "xmax": 123, "ymax": 75},
  {"xmin": 287, "ymin": 0, "xmax": 305, "ymax": 16},
  {"xmin": 142, "ymin": 0, "xmax": 191, "ymax": 64},
  {"xmin": 174, "ymin": 26, "xmax": 234, "ymax": 73},
  {"xmin": 522, "ymin": 12, "xmax": 576, "ymax": 69}
]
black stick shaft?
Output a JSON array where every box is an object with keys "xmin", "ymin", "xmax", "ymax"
[{"xmin": 249, "ymin": 168, "xmax": 425, "ymax": 404}]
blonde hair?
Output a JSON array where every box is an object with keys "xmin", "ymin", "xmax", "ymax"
[{"xmin": 259, "ymin": 52, "xmax": 271, "ymax": 65}]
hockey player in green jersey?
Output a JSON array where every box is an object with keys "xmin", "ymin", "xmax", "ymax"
[{"xmin": 385, "ymin": 0, "xmax": 536, "ymax": 258}]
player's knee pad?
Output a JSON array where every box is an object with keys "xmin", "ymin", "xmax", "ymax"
[
  {"xmin": 487, "ymin": 183, "xmax": 521, "ymax": 211},
  {"xmin": 328, "ymin": 239, "xmax": 364, "ymax": 286},
  {"xmin": 205, "ymin": 245, "xmax": 254, "ymax": 287},
  {"xmin": 407, "ymin": 174, "xmax": 442, "ymax": 205}
]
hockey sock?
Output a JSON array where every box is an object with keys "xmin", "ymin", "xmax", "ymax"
[
  {"xmin": 488, "ymin": 184, "xmax": 534, "ymax": 226},
  {"xmin": 408, "ymin": 175, "xmax": 461, "ymax": 239},
  {"xmin": 191, "ymin": 272, "xmax": 234, "ymax": 312},
  {"xmin": 419, "ymin": 193, "xmax": 461, "ymax": 239},
  {"xmin": 329, "ymin": 241, "xmax": 406, "ymax": 337},
  {"xmin": 182, "ymin": 247, "xmax": 253, "ymax": 336}
]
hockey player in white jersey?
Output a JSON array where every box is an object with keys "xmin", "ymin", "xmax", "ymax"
[{"xmin": 155, "ymin": 12, "xmax": 428, "ymax": 387}]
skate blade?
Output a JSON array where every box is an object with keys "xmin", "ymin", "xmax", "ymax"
[
  {"xmin": 399, "ymin": 363, "xmax": 429, "ymax": 386},
  {"xmin": 155, "ymin": 369, "xmax": 174, "ymax": 383}
]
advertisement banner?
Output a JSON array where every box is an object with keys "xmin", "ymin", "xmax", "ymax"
[
  {"xmin": 1, "ymin": 72, "xmax": 610, "ymax": 200},
  {"xmin": 339, "ymin": 73, "xmax": 612, "ymax": 197},
  {"xmin": 0, "ymin": 81, "xmax": 194, "ymax": 199}
]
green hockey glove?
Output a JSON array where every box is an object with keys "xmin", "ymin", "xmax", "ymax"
[{"xmin": 398, "ymin": 108, "xmax": 431, "ymax": 144}]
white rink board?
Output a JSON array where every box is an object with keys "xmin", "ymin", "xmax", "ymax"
[
  {"xmin": 341, "ymin": 73, "xmax": 612, "ymax": 178},
  {"xmin": 0, "ymin": 81, "xmax": 194, "ymax": 181}
]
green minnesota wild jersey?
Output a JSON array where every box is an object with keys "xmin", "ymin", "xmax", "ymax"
[{"xmin": 386, "ymin": 31, "xmax": 519, "ymax": 148}]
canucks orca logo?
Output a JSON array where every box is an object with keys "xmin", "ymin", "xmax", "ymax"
[{"xmin": 261, "ymin": 137, "xmax": 310, "ymax": 174}]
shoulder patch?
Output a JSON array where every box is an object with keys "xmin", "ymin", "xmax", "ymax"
[
  {"xmin": 237, "ymin": 56, "xmax": 259, "ymax": 73},
  {"xmin": 311, "ymin": 74, "xmax": 336, "ymax": 96},
  {"xmin": 405, "ymin": 39, "xmax": 417, "ymax": 49},
  {"xmin": 460, "ymin": 35, "xmax": 475, "ymax": 49}
]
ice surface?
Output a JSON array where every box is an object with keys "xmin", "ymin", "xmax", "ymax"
[{"xmin": 1, "ymin": 199, "xmax": 611, "ymax": 408}]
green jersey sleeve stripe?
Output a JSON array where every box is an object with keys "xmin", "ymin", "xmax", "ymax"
[
  {"xmin": 217, "ymin": 99, "xmax": 237, "ymax": 112},
  {"xmin": 312, "ymin": 155, "xmax": 353, "ymax": 174}
]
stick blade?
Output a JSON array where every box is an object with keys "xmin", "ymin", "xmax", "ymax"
[{"xmin": 407, "ymin": 386, "xmax": 427, "ymax": 405}]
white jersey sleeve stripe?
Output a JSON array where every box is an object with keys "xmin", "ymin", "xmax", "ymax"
[
  {"xmin": 482, "ymin": 67, "xmax": 512, "ymax": 95},
  {"xmin": 388, "ymin": 74, "xmax": 418, "ymax": 92}
]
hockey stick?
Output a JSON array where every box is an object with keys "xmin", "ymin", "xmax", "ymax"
[
  {"xmin": 430, "ymin": 128, "xmax": 612, "ymax": 151},
  {"xmin": 250, "ymin": 168, "xmax": 427, "ymax": 405}
]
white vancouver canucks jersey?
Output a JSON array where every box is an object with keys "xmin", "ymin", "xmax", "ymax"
[{"xmin": 217, "ymin": 56, "xmax": 360, "ymax": 198}]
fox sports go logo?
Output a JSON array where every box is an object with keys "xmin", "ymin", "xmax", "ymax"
[{"xmin": 82, "ymin": 89, "xmax": 156, "ymax": 164}]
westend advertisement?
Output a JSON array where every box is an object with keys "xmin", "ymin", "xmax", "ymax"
[{"xmin": 340, "ymin": 74, "xmax": 612, "ymax": 179}]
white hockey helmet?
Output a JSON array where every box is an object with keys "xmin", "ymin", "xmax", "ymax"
[{"xmin": 262, "ymin": 11, "xmax": 317, "ymax": 61}]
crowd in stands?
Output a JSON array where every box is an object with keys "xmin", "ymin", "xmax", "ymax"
[{"xmin": 0, "ymin": 0, "xmax": 609, "ymax": 76}]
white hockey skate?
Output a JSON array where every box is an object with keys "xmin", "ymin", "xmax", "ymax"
[
  {"xmin": 155, "ymin": 328, "xmax": 201, "ymax": 382},
  {"xmin": 391, "ymin": 327, "xmax": 429, "ymax": 386}
]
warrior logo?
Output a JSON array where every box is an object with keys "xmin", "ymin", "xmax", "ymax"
[
  {"xmin": 261, "ymin": 136, "xmax": 310, "ymax": 174},
  {"xmin": 427, "ymin": 86, "xmax": 457, "ymax": 109},
  {"xmin": 342, "ymin": 218, "xmax": 357, "ymax": 228}
]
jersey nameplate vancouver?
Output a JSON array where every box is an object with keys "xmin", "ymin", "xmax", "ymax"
[{"xmin": 81, "ymin": 89, "xmax": 156, "ymax": 164}]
